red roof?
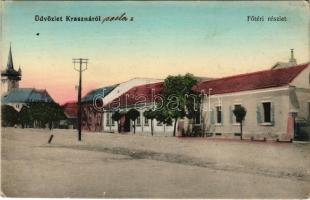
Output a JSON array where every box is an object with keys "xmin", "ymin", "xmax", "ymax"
[
  {"xmin": 105, "ymin": 82, "xmax": 164, "ymax": 109},
  {"xmin": 62, "ymin": 101, "xmax": 77, "ymax": 118},
  {"xmin": 193, "ymin": 63, "xmax": 309, "ymax": 95}
]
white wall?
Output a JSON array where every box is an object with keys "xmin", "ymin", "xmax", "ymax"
[
  {"xmin": 295, "ymin": 89, "xmax": 310, "ymax": 119},
  {"xmin": 291, "ymin": 64, "xmax": 310, "ymax": 119},
  {"xmin": 290, "ymin": 64, "xmax": 310, "ymax": 89},
  {"xmin": 202, "ymin": 87, "xmax": 291, "ymax": 139},
  {"xmin": 102, "ymin": 108, "xmax": 175, "ymax": 136}
]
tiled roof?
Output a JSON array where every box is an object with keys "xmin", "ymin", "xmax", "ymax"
[
  {"xmin": 1, "ymin": 88, "xmax": 54, "ymax": 104},
  {"xmin": 193, "ymin": 63, "xmax": 309, "ymax": 95},
  {"xmin": 104, "ymin": 82, "xmax": 164, "ymax": 110},
  {"xmin": 81, "ymin": 84, "xmax": 118, "ymax": 103},
  {"xmin": 62, "ymin": 101, "xmax": 77, "ymax": 119}
]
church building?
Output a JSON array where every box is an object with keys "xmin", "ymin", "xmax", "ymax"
[
  {"xmin": 1, "ymin": 44, "xmax": 22, "ymax": 96},
  {"xmin": 1, "ymin": 45, "xmax": 55, "ymax": 112}
]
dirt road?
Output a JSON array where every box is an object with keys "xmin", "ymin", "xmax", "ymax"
[{"xmin": 1, "ymin": 128, "xmax": 310, "ymax": 198}]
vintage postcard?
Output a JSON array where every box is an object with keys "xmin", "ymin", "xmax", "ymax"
[{"xmin": 1, "ymin": 1, "xmax": 309, "ymax": 199}]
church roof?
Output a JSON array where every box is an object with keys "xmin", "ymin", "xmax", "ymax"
[
  {"xmin": 1, "ymin": 88, "xmax": 54, "ymax": 104},
  {"xmin": 193, "ymin": 63, "xmax": 309, "ymax": 95}
]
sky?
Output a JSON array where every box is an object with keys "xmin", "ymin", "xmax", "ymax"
[{"xmin": 1, "ymin": 1, "xmax": 309, "ymax": 104}]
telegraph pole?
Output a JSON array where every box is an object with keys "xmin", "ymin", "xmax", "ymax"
[{"xmin": 73, "ymin": 58, "xmax": 88, "ymax": 141}]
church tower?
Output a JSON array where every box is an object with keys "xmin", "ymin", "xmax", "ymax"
[{"xmin": 1, "ymin": 44, "xmax": 22, "ymax": 96}]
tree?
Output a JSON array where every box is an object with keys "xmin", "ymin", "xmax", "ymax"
[
  {"xmin": 126, "ymin": 109, "xmax": 140, "ymax": 134},
  {"xmin": 29, "ymin": 102, "xmax": 65, "ymax": 128},
  {"xmin": 29, "ymin": 102, "xmax": 48, "ymax": 127},
  {"xmin": 19, "ymin": 106, "xmax": 32, "ymax": 128},
  {"xmin": 112, "ymin": 111, "xmax": 122, "ymax": 133},
  {"xmin": 1, "ymin": 105, "xmax": 19, "ymax": 127},
  {"xmin": 143, "ymin": 109, "xmax": 157, "ymax": 136},
  {"xmin": 46, "ymin": 102, "xmax": 66, "ymax": 129},
  {"xmin": 233, "ymin": 105, "xmax": 247, "ymax": 140},
  {"xmin": 158, "ymin": 73, "xmax": 199, "ymax": 136}
]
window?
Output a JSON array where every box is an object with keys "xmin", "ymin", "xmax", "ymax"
[
  {"xmin": 262, "ymin": 102, "xmax": 271, "ymax": 123},
  {"xmin": 144, "ymin": 116, "xmax": 149, "ymax": 126},
  {"xmin": 195, "ymin": 113, "xmax": 201, "ymax": 124},
  {"xmin": 106, "ymin": 113, "xmax": 114, "ymax": 126},
  {"xmin": 234, "ymin": 104, "xmax": 241, "ymax": 123},
  {"xmin": 136, "ymin": 116, "xmax": 141, "ymax": 126},
  {"xmin": 216, "ymin": 106, "xmax": 222, "ymax": 124},
  {"xmin": 106, "ymin": 113, "xmax": 111, "ymax": 126}
]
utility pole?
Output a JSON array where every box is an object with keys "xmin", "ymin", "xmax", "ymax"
[{"xmin": 73, "ymin": 58, "xmax": 88, "ymax": 141}]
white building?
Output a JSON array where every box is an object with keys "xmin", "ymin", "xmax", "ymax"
[
  {"xmin": 102, "ymin": 82, "xmax": 175, "ymax": 136},
  {"xmin": 193, "ymin": 62, "xmax": 310, "ymax": 141},
  {"xmin": 81, "ymin": 78, "xmax": 164, "ymax": 133}
]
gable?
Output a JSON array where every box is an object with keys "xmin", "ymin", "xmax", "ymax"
[{"xmin": 290, "ymin": 63, "xmax": 310, "ymax": 89}]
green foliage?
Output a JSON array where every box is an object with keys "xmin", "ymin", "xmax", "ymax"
[
  {"xmin": 158, "ymin": 73, "xmax": 200, "ymax": 136},
  {"xmin": 163, "ymin": 73, "xmax": 198, "ymax": 96},
  {"xmin": 126, "ymin": 109, "xmax": 140, "ymax": 134},
  {"xmin": 1, "ymin": 102, "xmax": 65, "ymax": 128},
  {"xmin": 143, "ymin": 109, "xmax": 157, "ymax": 120},
  {"xmin": 126, "ymin": 109, "xmax": 140, "ymax": 121},
  {"xmin": 112, "ymin": 111, "xmax": 122, "ymax": 133},
  {"xmin": 233, "ymin": 105, "xmax": 247, "ymax": 140},
  {"xmin": 144, "ymin": 109, "xmax": 157, "ymax": 136},
  {"xmin": 111, "ymin": 111, "xmax": 121, "ymax": 122},
  {"xmin": 19, "ymin": 106, "xmax": 32, "ymax": 128},
  {"xmin": 233, "ymin": 105, "xmax": 247, "ymax": 123},
  {"xmin": 1, "ymin": 105, "xmax": 19, "ymax": 127}
]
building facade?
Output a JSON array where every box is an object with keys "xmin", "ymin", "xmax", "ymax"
[
  {"xmin": 103, "ymin": 82, "xmax": 175, "ymax": 136},
  {"xmin": 81, "ymin": 78, "xmax": 163, "ymax": 132},
  {"xmin": 81, "ymin": 85, "xmax": 117, "ymax": 131},
  {"xmin": 193, "ymin": 63, "xmax": 310, "ymax": 141}
]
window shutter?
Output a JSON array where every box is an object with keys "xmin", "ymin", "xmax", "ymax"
[
  {"xmin": 271, "ymin": 102, "xmax": 275, "ymax": 126},
  {"xmin": 256, "ymin": 104, "xmax": 262, "ymax": 124},
  {"xmin": 221, "ymin": 107, "xmax": 224, "ymax": 124},
  {"xmin": 211, "ymin": 109, "xmax": 215, "ymax": 125},
  {"xmin": 229, "ymin": 106, "xmax": 233, "ymax": 124}
]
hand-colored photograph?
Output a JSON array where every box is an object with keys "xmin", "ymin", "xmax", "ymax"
[{"xmin": 1, "ymin": 1, "xmax": 309, "ymax": 199}]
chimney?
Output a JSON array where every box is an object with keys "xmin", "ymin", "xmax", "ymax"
[{"xmin": 289, "ymin": 49, "xmax": 297, "ymax": 66}]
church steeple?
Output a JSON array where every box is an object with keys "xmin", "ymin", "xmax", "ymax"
[
  {"xmin": 1, "ymin": 43, "xmax": 21, "ymax": 80},
  {"xmin": 1, "ymin": 44, "xmax": 22, "ymax": 96},
  {"xmin": 7, "ymin": 43, "xmax": 14, "ymax": 70}
]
